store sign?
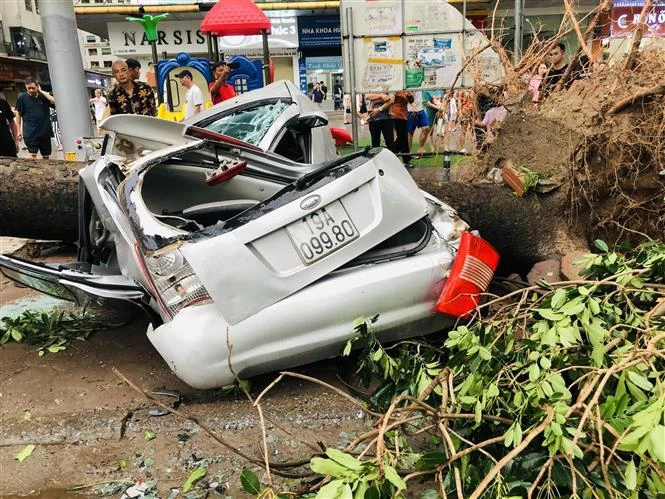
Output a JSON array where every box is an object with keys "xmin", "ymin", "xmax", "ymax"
[
  {"xmin": 218, "ymin": 16, "xmax": 299, "ymax": 52},
  {"xmin": 298, "ymin": 16, "xmax": 342, "ymax": 48},
  {"xmin": 108, "ymin": 21, "xmax": 207, "ymax": 56},
  {"xmin": 0, "ymin": 61, "xmax": 37, "ymax": 81},
  {"xmin": 305, "ymin": 56, "xmax": 343, "ymax": 71},
  {"xmin": 611, "ymin": 3, "xmax": 665, "ymax": 37}
]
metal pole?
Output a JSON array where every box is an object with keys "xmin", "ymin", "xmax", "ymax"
[
  {"xmin": 40, "ymin": 0, "xmax": 94, "ymax": 160},
  {"xmin": 151, "ymin": 42, "xmax": 162, "ymax": 104},
  {"xmin": 261, "ymin": 29, "xmax": 271, "ymax": 86},
  {"xmin": 346, "ymin": 7, "xmax": 359, "ymax": 152},
  {"xmin": 213, "ymin": 36, "xmax": 219, "ymax": 61},
  {"xmin": 207, "ymin": 33, "xmax": 213, "ymax": 61},
  {"xmin": 514, "ymin": 0, "xmax": 523, "ymax": 62}
]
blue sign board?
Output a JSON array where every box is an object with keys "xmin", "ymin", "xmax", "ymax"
[
  {"xmin": 298, "ymin": 15, "xmax": 341, "ymax": 48},
  {"xmin": 305, "ymin": 56, "xmax": 343, "ymax": 71}
]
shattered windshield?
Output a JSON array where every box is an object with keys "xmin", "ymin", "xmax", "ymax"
[{"xmin": 202, "ymin": 100, "xmax": 290, "ymax": 146}]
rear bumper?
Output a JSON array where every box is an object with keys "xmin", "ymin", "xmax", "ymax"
[{"xmin": 147, "ymin": 246, "xmax": 455, "ymax": 389}]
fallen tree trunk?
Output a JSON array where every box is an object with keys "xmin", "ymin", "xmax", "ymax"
[
  {"xmin": 0, "ymin": 157, "xmax": 81, "ymax": 242},
  {"xmin": 0, "ymin": 157, "xmax": 584, "ymax": 265}
]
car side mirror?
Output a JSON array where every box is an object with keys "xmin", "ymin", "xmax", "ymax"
[{"xmin": 286, "ymin": 111, "xmax": 328, "ymax": 131}]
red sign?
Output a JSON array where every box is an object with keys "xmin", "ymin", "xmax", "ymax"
[{"xmin": 611, "ymin": 4, "xmax": 665, "ymax": 37}]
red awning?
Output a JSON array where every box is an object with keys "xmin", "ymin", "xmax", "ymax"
[{"xmin": 200, "ymin": 0, "xmax": 271, "ymax": 36}]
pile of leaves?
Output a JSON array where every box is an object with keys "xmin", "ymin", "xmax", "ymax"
[
  {"xmin": 237, "ymin": 239, "xmax": 664, "ymax": 498},
  {"xmin": 0, "ymin": 309, "xmax": 95, "ymax": 355}
]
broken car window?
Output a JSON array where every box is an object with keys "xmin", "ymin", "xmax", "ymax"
[{"xmin": 202, "ymin": 100, "xmax": 290, "ymax": 146}]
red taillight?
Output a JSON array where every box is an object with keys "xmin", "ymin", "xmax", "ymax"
[{"xmin": 435, "ymin": 231, "xmax": 500, "ymax": 318}]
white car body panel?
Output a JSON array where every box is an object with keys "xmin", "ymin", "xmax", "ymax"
[{"xmin": 149, "ymin": 242, "xmax": 454, "ymax": 389}]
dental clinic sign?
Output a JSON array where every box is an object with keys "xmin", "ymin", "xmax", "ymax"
[
  {"xmin": 108, "ymin": 21, "xmax": 207, "ymax": 56},
  {"xmin": 611, "ymin": 1, "xmax": 665, "ymax": 37}
]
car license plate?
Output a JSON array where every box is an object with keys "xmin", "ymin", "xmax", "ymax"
[{"xmin": 287, "ymin": 200, "xmax": 359, "ymax": 265}]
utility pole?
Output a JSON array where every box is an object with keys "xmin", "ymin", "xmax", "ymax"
[
  {"xmin": 40, "ymin": 0, "xmax": 94, "ymax": 161},
  {"xmin": 514, "ymin": 0, "xmax": 523, "ymax": 63}
]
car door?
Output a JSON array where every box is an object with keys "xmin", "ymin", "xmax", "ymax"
[
  {"xmin": 0, "ymin": 254, "xmax": 150, "ymax": 314},
  {"xmin": 176, "ymin": 147, "xmax": 429, "ymax": 325}
]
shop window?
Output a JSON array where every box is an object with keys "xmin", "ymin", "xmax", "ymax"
[
  {"xmin": 86, "ymin": 35, "xmax": 96, "ymax": 43},
  {"xmin": 103, "ymin": 60, "xmax": 112, "ymax": 68},
  {"xmin": 88, "ymin": 48, "xmax": 98, "ymax": 56},
  {"xmin": 35, "ymin": 0, "xmax": 39, "ymax": 14},
  {"xmin": 101, "ymin": 47, "xmax": 111, "ymax": 55},
  {"xmin": 24, "ymin": 0, "xmax": 33, "ymax": 12},
  {"xmin": 91, "ymin": 61, "xmax": 99, "ymax": 68}
]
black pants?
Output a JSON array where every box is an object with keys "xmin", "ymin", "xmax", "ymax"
[
  {"xmin": 393, "ymin": 118, "xmax": 411, "ymax": 164},
  {"xmin": 369, "ymin": 119, "xmax": 395, "ymax": 151}
]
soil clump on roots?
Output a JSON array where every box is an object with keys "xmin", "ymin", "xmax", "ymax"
[{"xmin": 475, "ymin": 51, "xmax": 665, "ymax": 249}]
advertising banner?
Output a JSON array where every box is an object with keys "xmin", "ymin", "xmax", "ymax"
[
  {"xmin": 611, "ymin": 1, "xmax": 665, "ymax": 37},
  {"xmin": 298, "ymin": 16, "xmax": 342, "ymax": 48}
]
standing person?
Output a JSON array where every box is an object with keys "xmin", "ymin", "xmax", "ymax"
[
  {"xmin": 407, "ymin": 90, "xmax": 431, "ymax": 155},
  {"xmin": 125, "ymin": 58, "xmax": 142, "ymax": 82},
  {"xmin": 89, "ymin": 89, "xmax": 107, "ymax": 131},
  {"xmin": 176, "ymin": 70, "xmax": 203, "ymax": 120},
  {"xmin": 366, "ymin": 92, "xmax": 394, "ymax": 151},
  {"xmin": 0, "ymin": 95, "xmax": 19, "ymax": 157},
  {"xmin": 333, "ymin": 79, "xmax": 343, "ymax": 110},
  {"xmin": 343, "ymin": 93, "xmax": 352, "ymax": 124},
  {"xmin": 311, "ymin": 82, "xmax": 324, "ymax": 104},
  {"xmin": 528, "ymin": 63, "xmax": 548, "ymax": 107},
  {"xmin": 108, "ymin": 60, "xmax": 157, "ymax": 116},
  {"xmin": 422, "ymin": 89, "xmax": 443, "ymax": 151},
  {"xmin": 390, "ymin": 90, "xmax": 414, "ymax": 168},
  {"xmin": 15, "ymin": 77, "xmax": 55, "ymax": 159},
  {"xmin": 457, "ymin": 89, "xmax": 476, "ymax": 154},
  {"xmin": 50, "ymin": 108, "xmax": 63, "ymax": 152},
  {"xmin": 543, "ymin": 43, "xmax": 568, "ymax": 96},
  {"xmin": 320, "ymin": 81, "xmax": 328, "ymax": 100},
  {"xmin": 357, "ymin": 94, "xmax": 368, "ymax": 125},
  {"xmin": 209, "ymin": 61, "xmax": 236, "ymax": 105}
]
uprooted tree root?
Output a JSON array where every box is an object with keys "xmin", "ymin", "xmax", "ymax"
[{"xmin": 477, "ymin": 50, "xmax": 665, "ymax": 250}]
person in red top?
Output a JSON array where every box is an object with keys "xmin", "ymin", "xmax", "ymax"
[
  {"xmin": 390, "ymin": 90, "xmax": 415, "ymax": 168},
  {"xmin": 209, "ymin": 61, "xmax": 237, "ymax": 105}
]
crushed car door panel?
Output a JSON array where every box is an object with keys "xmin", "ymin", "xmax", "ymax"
[
  {"xmin": 0, "ymin": 255, "xmax": 148, "ymax": 309},
  {"xmin": 180, "ymin": 149, "xmax": 428, "ymax": 325}
]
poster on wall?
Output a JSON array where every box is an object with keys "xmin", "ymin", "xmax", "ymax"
[
  {"xmin": 462, "ymin": 31, "xmax": 503, "ymax": 86},
  {"xmin": 342, "ymin": 0, "xmax": 402, "ymax": 37},
  {"xmin": 355, "ymin": 37, "xmax": 404, "ymax": 91},
  {"xmin": 404, "ymin": 34, "xmax": 464, "ymax": 88},
  {"xmin": 404, "ymin": 0, "xmax": 464, "ymax": 33}
]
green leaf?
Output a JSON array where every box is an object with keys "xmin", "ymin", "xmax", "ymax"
[
  {"xmin": 372, "ymin": 349, "xmax": 383, "ymax": 362},
  {"xmin": 649, "ymin": 425, "xmax": 665, "ymax": 463},
  {"xmin": 585, "ymin": 318, "xmax": 607, "ymax": 347},
  {"xmin": 182, "ymin": 466, "xmax": 207, "ymax": 493},
  {"xmin": 591, "ymin": 345, "xmax": 605, "ymax": 368},
  {"xmin": 316, "ymin": 480, "xmax": 352, "ymax": 499},
  {"xmin": 551, "ymin": 289, "xmax": 568, "ymax": 310},
  {"xmin": 143, "ymin": 430, "xmax": 156, "ymax": 441},
  {"xmin": 625, "ymin": 460, "xmax": 637, "ymax": 490},
  {"xmin": 384, "ymin": 465, "xmax": 406, "ymax": 491},
  {"xmin": 420, "ymin": 490, "xmax": 440, "ymax": 499},
  {"xmin": 627, "ymin": 370, "xmax": 653, "ymax": 392},
  {"xmin": 310, "ymin": 457, "xmax": 354, "ymax": 478},
  {"xmin": 416, "ymin": 452, "xmax": 447, "ymax": 470},
  {"xmin": 594, "ymin": 239, "xmax": 609, "ymax": 253},
  {"xmin": 15, "ymin": 444, "xmax": 35, "ymax": 462},
  {"xmin": 528, "ymin": 363, "xmax": 541, "ymax": 382},
  {"xmin": 10, "ymin": 329, "xmax": 23, "ymax": 341},
  {"xmin": 478, "ymin": 346, "xmax": 492, "ymax": 360},
  {"xmin": 342, "ymin": 340, "xmax": 353, "ymax": 356},
  {"xmin": 326, "ymin": 448, "xmax": 364, "ymax": 471},
  {"xmin": 536, "ymin": 309, "xmax": 565, "ymax": 321},
  {"xmin": 486, "ymin": 383, "xmax": 500, "ymax": 398},
  {"xmin": 540, "ymin": 357, "xmax": 552, "ymax": 370},
  {"xmin": 240, "ymin": 469, "xmax": 261, "ymax": 495},
  {"xmin": 118, "ymin": 458, "xmax": 127, "ymax": 470}
]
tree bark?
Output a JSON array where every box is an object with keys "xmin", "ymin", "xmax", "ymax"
[
  {"xmin": 0, "ymin": 157, "xmax": 585, "ymax": 266},
  {"xmin": 0, "ymin": 157, "xmax": 81, "ymax": 242}
]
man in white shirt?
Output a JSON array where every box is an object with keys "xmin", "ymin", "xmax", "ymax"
[
  {"xmin": 89, "ymin": 89, "xmax": 107, "ymax": 132},
  {"xmin": 176, "ymin": 70, "xmax": 203, "ymax": 120}
]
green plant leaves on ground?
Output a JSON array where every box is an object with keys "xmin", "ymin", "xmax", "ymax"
[
  {"xmin": 14, "ymin": 445, "xmax": 35, "ymax": 462},
  {"xmin": 181, "ymin": 466, "xmax": 206, "ymax": 493}
]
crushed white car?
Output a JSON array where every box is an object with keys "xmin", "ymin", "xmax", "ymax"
[{"xmin": 0, "ymin": 81, "xmax": 499, "ymax": 389}]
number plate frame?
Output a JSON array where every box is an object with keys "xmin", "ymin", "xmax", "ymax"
[{"xmin": 286, "ymin": 200, "xmax": 359, "ymax": 265}]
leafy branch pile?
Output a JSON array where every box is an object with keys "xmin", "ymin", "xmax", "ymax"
[
  {"xmin": 1, "ymin": 309, "xmax": 96, "ymax": 355},
  {"xmin": 240, "ymin": 240, "xmax": 665, "ymax": 498}
]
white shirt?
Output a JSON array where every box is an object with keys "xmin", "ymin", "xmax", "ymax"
[
  {"xmin": 92, "ymin": 96, "xmax": 107, "ymax": 122},
  {"xmin": 408, "ymin": 91, "xmax": 423, "ymax": 113},
  {"xmin": 183, "ymin": 85, "xmax": 203, "ymax": 119}
]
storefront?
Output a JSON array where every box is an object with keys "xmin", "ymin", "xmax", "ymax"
[
  {"xmin": 0, "ymin": 57, "xmax": 50, "ymax": 106},
  {"xmin": 297, "ymin": 15, "xmax": 342, "ymax": 111}
]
